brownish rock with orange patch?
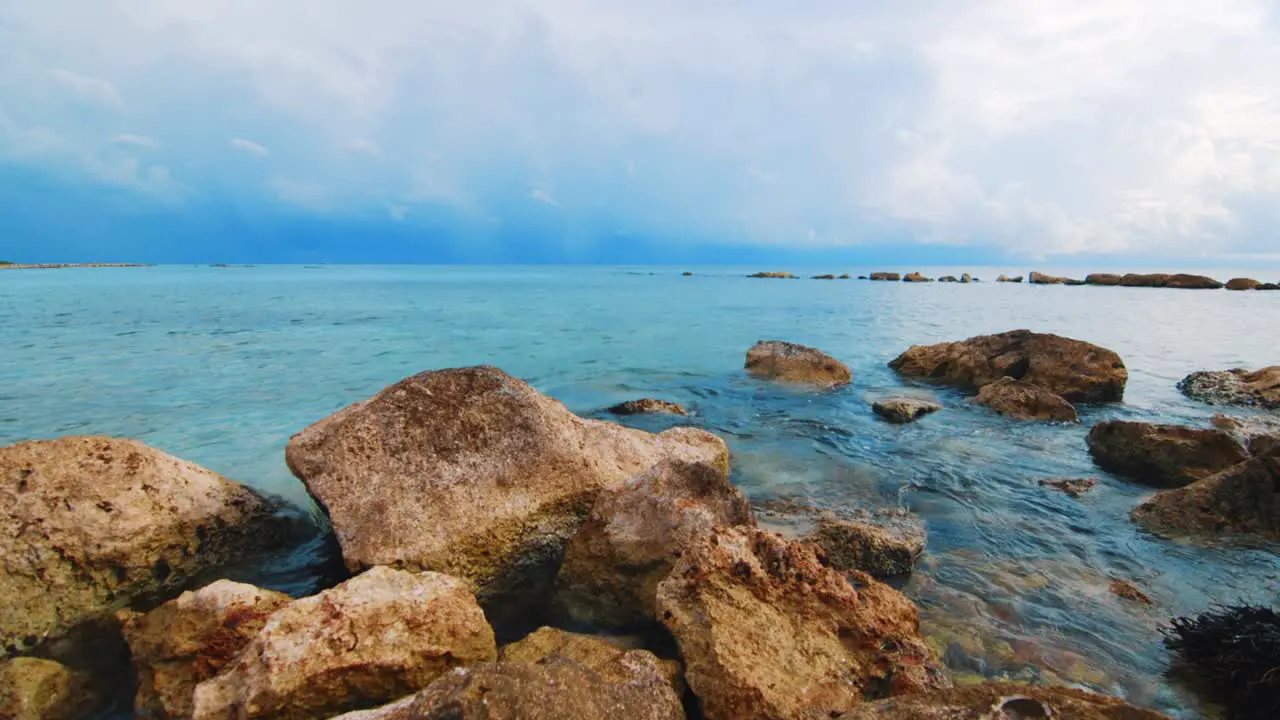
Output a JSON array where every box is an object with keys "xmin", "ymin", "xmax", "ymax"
[
  {"xmin": 1109, "ymin": 580, "xmax": 1153, "ymax": 605},
  {"xmin": 974, "ymin": 377, "xmax": 1079, "ymax": 422},
  {"xmin": 840, "ymin": 682, "xmax": 1170, "ymax": 719},
  {"xmin": 1087, "ymin": 421, "xmax": 1249, "ymax": 488},
  {"xmin": 745, "ymin": 341, "xmax": 852, "ymax": 388}
]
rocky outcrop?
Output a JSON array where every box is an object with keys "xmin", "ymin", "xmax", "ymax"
[
  {"xmin": 1132, "ymin": 445, "xmax": 1279, "ymax": 542},
  {"xmin": 191, "ymin": 567, "xmax": 496, "ymax": 720},
  {"xmin": 973, "ymin": 377, "xmax": 1079, "ymax": 422},
  {"xmin": 1086, "ymin": 421, "xmax": 1249, "ymax": 488},
  {"xmin": 1261, "ymin": 282, "xmax": 1280, "ymax": 290},
  {"xmin": 1085, "ymin": 273, "xmax": 1124, "ymax": 286},
  {"xmin": 744, "ymin": 341, "xmax": 852, "ymax": 388},
  {"xmin": 554, "ymin": 457, "xmax": 752, "ymax": 630},
  {"xmin": 996, "ymin": 275, "xmax": 1023, "ymax": 283},
  {"xmin": 1039, "ymin": 478, "xmax": 1098, "ymax": 497},
  {"xmin": 806, "ymin": 514, "xmax": 926, "ymax": 579},
  {"xmin": 869, "ymin": 272, "xmax": 900, "ymax": 281},
  {"xmin": 121, "ymin": 580, "xmax": 293, "ymax": 719},
  {"xmin": 903, "ymin": 272, "xmax": 933, "ymax": 282},
  {"xmin": 748, "ymin": 271, "xmax": 797, "ymax": 279},
  {"xmin": 871, "ymin": 398, "xmax": 942, "ymax": 424},
  {"xmin": 888, "ymin": 329, "xmax": 1127, "ymax": 402},
  {"xmin": 1178, "ymin": 366, "xmax": 1280, "ymax": 409},
  {"xmin": 1029, "ymin": 271, "xmax": 1084, "ymax": 285},
  {"xmin": 607, "ymin": 398, "xmax": 688, "ymax": 416},
  {"xmin": 286, "ymin": 366, "xmax": 727, "ymax": 619},
  {"xmin": 0, "ymin": 657, "xmax": 95, "ymax": 720},
  {"xmin": 499, "ymin": 627, "xmax": 683, "ymax": 695},
  {"xmin": 1119, "ymin": 273, "xmax": 1171, "ymax": 287},
  {"xmin": 0, "ymin": 436, "xmax": 290, "ymax": 659},
  {"xmin": 1165, "ymin": 274, "xmax": 1224, "ymax": 289},
  {"xmin": 1211, "ymin": 414, "xmax": 1280, "ymax": 456},
  {"xmin": 1226, "ymin": 277, "xmax": 1261, "ymax": 290},
  {"xmin": 840, "ymin": 683, "xmax": 1170, "ymax": 719},
  {"xmin": 655, "ymin": 527, "xmax": 945, "ymax": 719}
]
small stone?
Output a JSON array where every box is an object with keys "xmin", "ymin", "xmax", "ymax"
[
  {"xmin": 1109, "ymin": 579, "xmax": 1153, "ymax": 605},
  {"xmin": 606, "ymin": 398, "xmax": 688, "ymax": 416},
  {"xmin": 872, "ymin": 397, "xmax": 943, "ymax": 424},
  {"xmin": 1038, "ymin": 478, "xmax": 1098, "ymax": 497}
]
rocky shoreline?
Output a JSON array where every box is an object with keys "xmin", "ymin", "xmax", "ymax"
[
  {"xmin": 2, "ymin": 337, "xmax": 1277, "ymax": 718},
  {"xmin": 740, "ymin": 269, "xmax": 1280, "ymax": 289},
  {"xmin": 0, "ymin": 263, "xmax": 151, "ymax": 271}
]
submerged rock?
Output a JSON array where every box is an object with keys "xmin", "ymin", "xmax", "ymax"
[
  {"xmin": 286, "ymin": 366, "xmax": 726, "ymax": 619},
  {"xmin": 1226, "ymin": 277, "xmax": 1261, "ymax": 290},
  {"xmin": 499, "ymin": 627, "xmax": 683, "ymax": 696},
  {"xmin": 1132, "ymin": 445, "xmax": 1279, "ymax": 542},
  {"xmin": 554, "ymin": 457, "xmax": 752, "ymax": 630},
  {"xmin": 745, "ymin": 340, "xmax": 852, "ymax": 388},
  {"xmin": 607, "ymin": 398, "xmax": 688, "ymax": 416},
  {"xmin": 806, "ymin": 513, "xmax": 926, "ymax": 578},
  {"xmin": 1087, "ymin": 421, "xmax": 1249, "ymax": 488},
  {"xmin": 0, "ymin": 436, "xmax": 290, "ymax": 659},
  {"xmin": 1085, "ymin": 273, "xmax": 1124, "ymax": 286},
  {"xmin": 840, "ymin": 683, "xmax": 1170, "ymax": 719},
  {"xmin": 748, "ymin": 271, "xmax": 797, "ymax": 279},
  {"xmin": 888, "ymin": 329, "xmax": 1127, "ymax": 402},
  {"xmin": 192, "ymin": 567, "xmax": 496, "ymax": 720},
  {"xmin": 871, "ymin": 397, "xmax": 942, "ymax": 424},
  {"xmin": 121, "ymin": 580, "xmax": 293, "ymax": 719},
  {"xmin": 1029, "ymin": 271, "xmax": 1084, "ymax": 285},
  {"xmin": 0, "ymin": 657, "xmax": 95, "ymax": 720},
  {"xmin": 655, "ymin": 527, "xmax": 946, "ymax": 719},
  {"xmin": 1178, "ymin": 366, "xmax": 1280, "ymax": 409},
  {"xmin": 974, "ymin": 377, "xmax": 1079, "ymax": 422},
  {"xmin": 1038, "ymin": 477, "xmax": 1099, "ymax": 497},
  {"xmin": 870, "ymin": 272, "xmax": 900, "ymax": 281},
  {"xmin": 1109, "ymin": 579, "xmax": 1153, "ymax": 605}
]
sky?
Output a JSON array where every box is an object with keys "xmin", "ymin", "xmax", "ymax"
[{"xmin": 2, "ymin": 1, "xmax": 1280, "ymax": 265}]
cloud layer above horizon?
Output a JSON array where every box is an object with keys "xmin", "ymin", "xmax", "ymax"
[{"xmin": 2, "ymin": 1, "xmax": 1279, "ymax": 262}]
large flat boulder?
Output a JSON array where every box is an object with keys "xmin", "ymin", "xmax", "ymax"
[
  {"xmin": 121, "ymin": 580, "xmax": 293, "ymax": 719},
  {"xmin": 888, "ymin": 329, "xmax": 1127, "ymax": 402},
  {"xmin": 655, "ymin": 527, "xmax": 946, "ymax": 720},
  {"xmin": 1087, "ymin": 421, "xmax": 1250, "ymax": 488},
  {"xmin": 1, "ymin": 436, "xmax": 288, "ymax": 659},
  {"xmin": 192, "ymin": 567, "xmax": 496, "ymax": 720},
  {"xmin": 1085, "ymin": 273, "xmax": 1124, "ymax": 286},
  {"xmin": 1178, "ymin": 366, "xmax": 1280, "ymax": 409},
  {"xmin": 869, "ymin": 272, "xmax": 900, "ymax": 281},
  {"xmin": 1226, "ymin": 277, "xmax": 1262, "ymax": 290},
  {"xmin": 1132, "ymin": 446, "xmax": 1279, "ymax": 542},
  {"xmin": 974, "ymin": 377, "xmax": 1079, "ymax": 422},
  {"xmin": 285, "ymin": 366, "xmax": 727, "ymax": 617},
  {"xmin": 1029, "ymin": 271, "xmax": 1084, "ymax": 285},
  {"xmin": 840, "ymin": 682, "xmax": 1169, "ymax": 719},
  {"xmin": 745, "ymin": 341, "xmax": 852, "ymax": 388},
  {"xmin": 1119, "ymin": 273, "xmax": 1172, "ymax": 287},
  {"xmin": 1165, "ymin": 273, "xmax": 1224, "ymax": 289},
  {"xmin": 554, "ymin": 457, "xmax": 753, "ymax": 630}
]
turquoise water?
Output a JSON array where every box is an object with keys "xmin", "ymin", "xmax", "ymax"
[{"xmin": 3, "ymin": 265, "xmax": 1279, "ymax": 717}]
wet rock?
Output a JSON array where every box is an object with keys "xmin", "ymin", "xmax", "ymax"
[
  {"xmin": 888, "ymin": 329, "xmax": 1127, "ymax": 403},
  {"xmin": 121, "ymin": 580, "xmax": 293, "ymax": 719},
  {"xmin": 1210, "ymin": 414, "xmax": 1280, "ymax": 456},
  {"xmin": 974, "ymin": 377, "xmax": 1078, "ymax": 422},
  {"xmin": 1029, "ymin": 271, "xmax": 1084, "ymax": 285},
  {"xmin": 1132, "ymin": 445, "xmax": 1280, "ymax": 542},
  {"xmin": 1038, "ymin": 478, "xmax": 1098, "ymax": 497},
  {"xmin": 0, "ymin": 657, "xmax": 95, "ymax": 720},
  {"xmin": 996, "ymin": 275, "xmax": 1024, "ymax": 283},
  {"xmin": 1164, "ymin": 274, "xmax": 1224, "ymax": 289},
  {"xmin": 1085, "ymin": 273, "xmax": 1124, "ymax": 286},
  {"xmin": 1226, "ymin": 277, "xmax": 1261, "ymax": 290},
  {"xmin": 1109, "ymin": 580, "xmax": 1153, "ymax": 605},
  {"xmin": 745, "ymin": 340, "xmax": 853, "ymax": 388},
  {"xmin": 960, "ymin": 273, "xmax": 973, "ymax": 283},
  {"xmin": 1178, "ymin": 366, "xmax": 1280, "ymax": 409},
  {"xmin": 1087, "ymin": 421, "xmax": 1249, "ymax": 488},
  {"xmin": 607, "ymin": 398, "xmax": 688, "ymax": 416},
  {"xmin": 870, "ymin": 272, "xmax": 900, "ymax": 281},
  {"xmin": 871, "ymin": 397, "xmax": 943, "ymax": 424},
  {"xmin": 191, "ymin": 567, "xmax": 496, "ymax": 720},
  {"xmin": 903, "ymin": 272, "xmax": 933, "ymax": 282},
  {"xmin": 748, "ymin": 271, "xmax": 797, "ymax": 279},
  {"xmin": 655, "ymin": 527, "xmax": 946, "ymax": 719},
  {"xmin": 554, "ymin": 457, "xmax": 752, "ymax": 630},
  {"xmin": 839, "ymin": 682, "xmax": 1170, "ymax": 719},
  {"xmin": 0, "ymin": 436, "xmax": 290, "ymax": 660},
  {"xmin": 812, "ymin": 274, "xmax": 837, "ymax": 280},
  {"xmin": 499, "ymin": 627, "xmax": 683, "ymax": 696},
  {"xmin": 1119, "ymin": 273, "xmax": 1172, "ymax": 287},
  {"xmin": 286, "ymin": 366, "xmax": 727, "ymax": 620},
  {"xmin": 806, "ymin": 512, "xmax": 926, "ymax": 578}
]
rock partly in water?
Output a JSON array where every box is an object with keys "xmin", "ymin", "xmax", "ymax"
[
  {"xmin": 681, "ymin": 271, "xmax": 693, "ymax": 276},
  {"xmin": 498, "ymin": 627, "xmax": 683, "ymax": 696},
  {"xmin": 554, "ymin": 456, "xmax": 752, "ymax": 630},
  {"xmin": 1165, "ymin": 274, "xmax": 1224, "ymax": 289},
  {"xmin": 655, "ymin": 527, "xmax": 946, "ymax": 720},
  {"xmin": 869, "ymin": 272, "xmax": 900, "ymax": 281},
  {"xmin": 839, "ymin": 273, "xmax": 852, "ymax": 279},
  {"xmin": 1260, "ymin": 282, "xmax": 1280, "ymax": 290},
  {"xmin": 606, "ymin": 398, "xmax": 688, "ymax": 416},
  {"xmin": 1226, "ymin": 277, "xmax": 1261, "ymax": 290},
  {"xmin": 960, "ymin": 273, "xmax": 973, "ymax": 283},
  {"xmin": 121, "ymin": 580, "xmax": 293, "ymax": 719},
  {"xmin": 938, "ymin": 275, "xmax": 958, "ymax": 282},
  {"xmin": 1178, "ymin": 367, "xmax": 1280, "ymax": 409},
  {"xmin": 812, "ymin": 274, "xmax": 836, "ymax": 280},
  {"xmin": 0, "ymin": 436, "xmax": 293, "ymax": 660},
  {"xmin": 1109, "ymin": 580, "xmax": 1153, "ymax": 605},
  {"xmin": 748, "ymin": 271, "xmax": 797, "ymax": 279},
  {"xmin": 1085, "ymin": 273, "xmax": 1124, "ymax": 286},
  {"xmin": 996, "ymin": 275, "xmax": 1024, "ymax": 283},
  {"xmin": 871, "ymin": 397, "xmax": 942, "ymax": 424},
  {"xmin": 0, "ymin": 657, "xmax": 95, "ymax": 720},
  {"xmin": 1029, "ymin": 271, "xmax": 1084, "ymax": 285},
  {"xmin": 1210, "ymin": 414, "xmax": 1280, "ymax": 456},
  {"xmin": 1038, "ymin": 478, "xmax": 1099, "ymax": 497},
  {"xmin": 191, "ymin": 567, "xmax": 497, "ymax": 720},
  {"xmin": 840, "ymin": 683, "xmax": 1170, "ymax": 719},
  {"xmin": 806, "ymin": 512, "xmax": 926, "ymax": 579},
  {"xmin": 973, "ymin": 377, "xmax": 1079, "ymax": 422},
  {"xmin": 903, "ymin": 272, "xmax": 933, "ymax": 282},
  {"xmin": 745, "ymin": 340, "xmax": 852, "ymax": 388},
  {"xmin": 1087, "ymin": 420, "xmax": 1250, "ymax": 488},
  {"xmin": 286, "ymin": 366, "xmax": 727, "ymax": 622},
  {"xmin": 1119, "ymin": 273, "xmax": 1172, "ymax": 287},
  {"xmin": 888, "ymin": 329, "xmax": 1127, "ymax": 403},
  {"xmin": 1132, "ymin": 445, "xmax": 1279, "ymax": 542}
]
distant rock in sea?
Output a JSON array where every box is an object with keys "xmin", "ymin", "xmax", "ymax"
[
  {"xmin": 747, "ymin": 271, "xmax": 797, "ymax": 279},
  {"xmin": 903, "ymin": 271, "xmax": 933, "ymax": 282},
  {"xmin": 996, "ymin": 274, "xmax": 1024, "ymax": 283},
  {"xmin": 1029, "ymin": 271, "xmax": 1084, "ymax": 285},
  {"xmin": 811, "ymin": 274, "xmax": 836, "ymax": 280},
  {"xmin": 1086, "ymin": 273, "xmax": 1124, "ymax": 286},
  {"xmin": 1225, "ymin": 277, "xmax": 1261, "ymax": 290},
  {"xmin": 869, "ymin": 272, "xmax": 900, "ymax": 281}
]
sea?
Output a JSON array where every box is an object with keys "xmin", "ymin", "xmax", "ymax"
[{"xmin": 3, "ymin": 264, "xmax": 1279, "ymax": 718}]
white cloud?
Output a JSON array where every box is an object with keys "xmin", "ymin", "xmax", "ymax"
[
  {"xmin": 48, "ymin": 69, "xmax": 123, "ymax": 109},
  {"xmin": 112, "ymin": 133, "xmax": 159, "ymax": 149},
  {"xmin": 229, "ymin": 137, "xmax": 269, "ymax": 156},
  {"xmin": 388, "ymin": 203, "xmax": 408, "ymax": 220}
]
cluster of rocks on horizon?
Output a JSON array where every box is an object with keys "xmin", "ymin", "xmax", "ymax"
[
  {"xmin": 3, "ymin": 333, "xmax": 1277, "ymax": 718},
  {"xmin": 741, "ymin": 269, "xmax": 1280, "ymax": 289}
]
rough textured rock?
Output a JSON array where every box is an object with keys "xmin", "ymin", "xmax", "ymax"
[
  {"xmin": 606, "ymin": 398, "xmax": 688, "ymax": 416},
  {"xmin": 888, "ymin": 329, "xmax": 1127, "ymax": 403},
  {"xmin": 1085, "ymin": 273, "xmax": 1124, "ymax": 286},
  {"xmin": 903, "ymin": 272, "xmax": 933, "ymax": 282},
  {"xmin": 0, "ymin": 657, "xmax": 94, "ymax": 720},
  {"xmin": 1029, "ymin": 271, "xmax": 1084, "ymax": 285},
  {"xmin": 996, "ymin": 275, "xmax": 1024, "ymax": 283},
  {"xmin": 1210, "ymin": 414, "xmax": 1280, "ymax": 456},
  {"xmin": 1132, "ymin": 446, "xmax": 1280, "ymax": 542},
  {"xmin": 499, "ymin": 627, "xmax": 683, "ymax": 695},
  {"xmin": 1119, "ymin": 273, "xmax": 1172, "ymax": 287},
  {"xmin": 656, "ymin": 527, "xmax": 946, "ymax": 720},
  {"xmin": 871, "ymin": 398, "xmax": 942, "ymax": 424},
  {"xmin": 121, "ymin": 580, "xmax": 293, "ymax": 719},
  {"xmin": 191, "ymin": 567, "xmax": 497, "ymax": 720},
  {"xmin": 0, "ymin": 436, "xmax": 289, "ymax": 659},
  {"xmin": 839, "ymin": 683, "xmax": 1170, "ymax": 719},
  {"xmin": 745, "ymin": 340, "xmax": 853, "ymax": 388},
  {"xmin": 1164, "ymin": 273, "xmax": 1224, "ymax": 289},
  {"xmin": 286, "ymin": 366, "xmax": 727, "ymax": 617},
  {"xmin": 1086, "ymin": 421, "xmax": 1249, "ymax": 488},
  {"xmin": 973, "ymin": 377, "xmax": 1079, "ymax": 422},
  {"xmin": 1178, "ymin": 366, "xmax": 1280, "ymax": 409},
  {"xmin": 806, "ymin": 514, "xmax": 926, "ymax": 578},
  {"xmin": 1038, "ymin": 478, "xmax": 1099, "ymax": 497},
  {"xmin": 869, "ymin": 272, "xmax": 900, "ymax": 281},
  {"xmin": 554, "ymin": 457, "xmax": 752, "ymax": 630},
  {"xmin": 1109, "ymin": 580, "xmax": 1153, "ymax": 605},
  {"xmin": 1226, "ymin": 277, "xmax": 1262, "ymax": 290},
  {"xmin": 749, "ymin": 271, "xmax": 798, "ymax": 279}
]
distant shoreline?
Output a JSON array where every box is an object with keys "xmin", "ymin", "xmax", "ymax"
[{"xmin": 0, "ymin": 263, "xmax": 152, "ymax": 270}]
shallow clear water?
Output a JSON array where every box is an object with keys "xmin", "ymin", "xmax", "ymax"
[{"xmin": 3, "ymin": 265, "xmax": 1279, "ymax": 717}]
